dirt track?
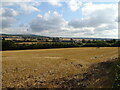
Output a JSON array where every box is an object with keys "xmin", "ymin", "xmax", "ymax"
[{"xmin": 2, "ymin": 47, "xmax": 118, "ymax": 88}]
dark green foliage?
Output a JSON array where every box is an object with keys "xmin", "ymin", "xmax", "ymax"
[
  {"xmin": 87, "ymin": 40, "xmax": 92, "ymax": 43},
  {"xmin": 52, "ymin": 38, "xmax": 60, "ymax": 42},
  {"xmin": 2, "ymin": 41, "xmax": 80, "ymax": 50},
  {"xmin": 106, "ymin": 39, "xmax": 116, "ymax": 43},
  {"xmin": 112, "ymin": 40, "xmax": 120, "ymax": 47},
  {"xmin": 2, "ymin": 40, "xmax": 120, "ymax": 50},
  {"xmin": 82, "ymin": 39, "xmax": 86, "ymax": 43},
  {"xmin": 83, "ymin": 40, "xmax": 120, "ymax": 47},
  {"xmin": 113, "ymin": 57, "xmax": 120, "ymax": 88},
  {"xmin": 2, "ymin": 40, "xmax": 17, "ymax": 50},
  {"xmin": 83, "ymin": 41, "xmax": 111, "ymax": 47}
]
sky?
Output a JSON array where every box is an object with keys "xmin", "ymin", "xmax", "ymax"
[{"xmin": 0, "ymin": 0, "xmax": 119, "ymax": 38}]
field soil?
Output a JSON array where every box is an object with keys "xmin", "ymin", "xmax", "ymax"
[{"xmin": 2, "ymin": 47, "xmax": 118, "ymax": 88}]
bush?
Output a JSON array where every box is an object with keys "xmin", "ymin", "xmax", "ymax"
[
  {"xmin": 2, "ymin": 40, "xmax": 16, "ymax": 50},
  {"xmin": 112, "ymin": 41, "xmax": 120, "ymax": 47},
  {"xmin": 113, "ymin": 57, "xmax": 120, "ymax": 88},
  {"xmin": 83, "ymin": 41, "xmax": 111, "ymax": 47}
]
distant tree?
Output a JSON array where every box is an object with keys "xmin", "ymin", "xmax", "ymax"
[
  {"xmin": 92, "ymin": 39, "xmax": 96, "ymax": 43},
  {"xmin": 56, "ymin": 38, "xmax": 60, "ymax": 42},
  {"xmin": 45, "ymin": 39, "xmax": 49, "ymax": 42},
  {"xmin": 106, "ymin": 39, "xmax": 116, "ymax": 43},
  {"xmin": 52, "ymin": 38, "xmax": 56, "ymax": 42},
  {"xmin": 2, "ymin": 40, "xmax": 16, "ymax": 50},
  {"xmin": 106, "ymin": 40, "xmax": 111, "ymax": 43},
  {"xmin": 111, "ymin": 39, "xmax": 116, "ymax": 43},
  {"xmin": 52, "ymin": 38, "xmax": 60, "ymax": 42},
  {"xmin": 95, "ymin": 41, "xmax": 110, "ymax": 47},
  {"xmin": 82, "ymin": 39, "xmax": 86, "ymax": 43},
  {"xmin": 87, "ymin": 40, "xmax": 91, "ymax": 43},
  {"xmin": 70, "ymin": 38, "xmax": 74, "ymax": 43},
  {"xmin": 112, "ymin": 40, "xmax": 120, "ymax": 47}
]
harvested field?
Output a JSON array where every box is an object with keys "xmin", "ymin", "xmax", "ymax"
[{"xmin": 2, "ymin": 47, "xmax": 118, "ymax": 88}]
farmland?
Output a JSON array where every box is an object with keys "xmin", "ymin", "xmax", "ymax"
[{"xmin": 2, "ymin": 47, "xmax": 118, "ymax": 88}]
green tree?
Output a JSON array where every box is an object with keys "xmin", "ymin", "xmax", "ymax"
[
  {"xmin": 2, "ymin": 40, "xmax": 16, "ymax": 50},
  {"xmin": 87, "ymin": 40, "xmax": 91, "ymax": 43},
  {"xmin": 82, "ymin": 39, "xmax": 86, "ymax": 43}
]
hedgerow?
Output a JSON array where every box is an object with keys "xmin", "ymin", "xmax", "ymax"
[{"xmin": 113, "ymin": 57, "xmax": 120, "ymax": 88}]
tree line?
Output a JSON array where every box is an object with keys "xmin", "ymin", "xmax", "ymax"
[
  {"xmin": 2, "ymin": 40, "xmax": 79, "ymax": 50},
  {"xmin": 2, "ymin": 40, "xmax": 120, "ymax": 50}
]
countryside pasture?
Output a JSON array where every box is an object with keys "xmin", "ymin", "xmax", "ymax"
[{"xmin": 2, "ymin": 47, "xmax": 118, "ymax": 88}]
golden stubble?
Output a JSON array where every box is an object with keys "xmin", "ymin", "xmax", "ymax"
[{"xmin": 2, "ymin": 47, "xmax": 118, "ymax": 88}]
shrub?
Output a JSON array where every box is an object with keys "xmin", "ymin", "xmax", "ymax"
[{"xmin": 113, "ymin": 57, "xmax": 120, "ymax": 88}]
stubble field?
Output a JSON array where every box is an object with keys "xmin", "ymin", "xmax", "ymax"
[{"xmin": 2, "ymin": 47, "xmax": 118, "ymax": 88}]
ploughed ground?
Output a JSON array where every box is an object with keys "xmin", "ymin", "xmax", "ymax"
[{"xmin": 2, "ymin": 47, "xmax": 118, "ymax": 88}]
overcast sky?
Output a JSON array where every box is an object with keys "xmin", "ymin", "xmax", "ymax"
[{"xmin": 0, "ymin": 0, "xmax": 118, "ymax": 38}]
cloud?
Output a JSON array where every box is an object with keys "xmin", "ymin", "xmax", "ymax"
[
  {"xmin": 82, "ymin": 2, "xmax": 118, "ymax": 25},
  {"xmin": 67, "ymin": 0, "xmax": 82, "ymax": 11},
  {"xmin": 2, "ymin": 0, "xmax": 61, "ymax": 7},
  {"xmin": 2, "ymin": 0, "xmax": 32, "ymax": 2},
  {"xmin": 67, "ymin": 3, "xmax": 118, "ymax": 38},
  {"xmin": 1, "ymin": 1, "xmax": 40, "ymax": 33},
  {"xmin": 0, "ymin": 8, "xmax": 19, "ymax": 17},
  {"xmin": 0, "ymin": 8, "xmax": 19, "ymax": 29},
  {"xmin": 47, "ymin": 0, "xmax": 62, "ymax": 6},
  {"xmin": 18, "ymin": 3, "xmax": 40, "ymax": 13},
  {"xmin": 2, "ymin": 26, "xmax": 30, "ymax": 34},
  {"xmin": 1, "ymin": 1, "xmax": 118, "ymax": 38},
  {"xmin": 1, "ymin": 2, "xmax": 14, "ymax": 7},
  {"xmin": 68, "ymin": 19, "xmax": 84, "ymax": 28},
  {"xmin": 2, "ymin": 2, "xmax": 40, "ymax": 14},
  {"xmin": 2, "ymin": 0, "xmax": 119, "ymax": 2},
  {"xmin": 69, "ymin": 3, "xmax": 117, "ymax": 27},
  {"xmin": 29, "ymin": 3, "xmax": 118, "ymax": 38},
  {"xmin": 46, "ymin": 0, "xmax": 82, "ymax": 11},
  {"xmin": 69, "ymin": 3, "xmax": 117, "ymax": 32},
  {"xmin": 1, "ymin": 17, "xmax": 16, "ymax": 29},
  {"xmin": 30, "ymin": 11, "xmax": 67, "ymax": 32},
  {"xmin": 1, "ymin": 2, "xmax": 40, "ymax": 28}
]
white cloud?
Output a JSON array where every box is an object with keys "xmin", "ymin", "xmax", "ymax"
[
  {"xmin": 67, "ymin": 3, "xmax": 118, "ymax": 38},
  {"xmin": 0, "ymin": 8, "xmax": 19, "ymax": 17},
  {"xmin": 2, "ymin": 2, "xmax": 40, "ymax": 14},
  {"xmin": 1, "ymin": 17, "xmax": 16, "ymax": 29},
  {"xmin": 30, "ymin": 11, "xmax": 67, "ymax": 32},
  {"xmin": 69, "ymin": 3, "xmax": 118, "ymax": 28},
  {"xmin": 67, "ymin": 0, "xmax": 82, "ymax": 11},
  {"xmin": 68, "ymin": 3, "xmax": 118, "ymax": 38},
  {"xmin": 29, "ymin": 3, "xmax": 118, "ymax": 38},
  {"xmin": 1, "ymin": 1, "xmax": 40, "ymax": 33},
  {"xmin": 2, "ymin": 26, "xmax": 30, "ymax": 34},
  {"xmin": 0, "ymin": 8, "xmax": 19, "ymax": 29},
  {"xmin": 46, "ymin": 0, "xmax": 82, "ymax": 11},
  {"xmin": 1, "ymin": 1, "xmax": 118, "ymax": 38},
  {"xmin": 1, "ymin": 2, "xmax": 14, "ymax": 7},
  {"xmin": 2, "ymin": 0, "xmax": 32, "ymax": 2},
  {"xmin": 47, "ymin": 0, "xmax": 62, "ymax": 6},
  {"xmin": 2, "ymin": 0, "xmax": 119, "ymax": 2},
  {"xmin": 82, "ymin": 2, "xmax": 118, "ymax": 22},
  {"xmin": 19, "ymin": 3, "xmax": 40, "ymax": 13}
]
